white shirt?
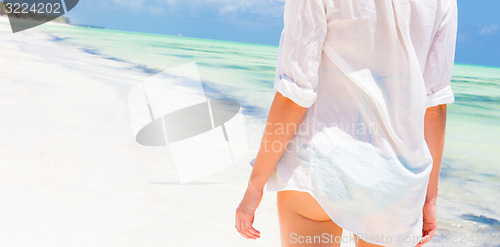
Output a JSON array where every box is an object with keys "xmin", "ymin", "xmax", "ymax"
[{"xmin": 250, "ymin": 0, "xmax": 457, "ymax": 246}]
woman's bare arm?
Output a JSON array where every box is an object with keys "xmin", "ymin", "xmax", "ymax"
[
  {"xmin": 235, "ymin": 91, "xmax": 307, "ymax": 239},
  {"xmin": 424, "ymin": 104, "xmax": 448, "ymax": 203},
  {"xmin": 419, "ymin": 104, "xmax": 448, "ymax": 245},
  {"xmin": 247, "ymin": 91, "xmax": 308, "ymax": 192}
]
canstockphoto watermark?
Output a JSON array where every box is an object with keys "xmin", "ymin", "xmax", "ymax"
[
  {"xmin": 289, "ymin": 232, "xmax": 500, "ymax": 245},
  {"xmin": 290, "ymin": 233, "xmax": 357, "ymax": 245},
  {"xmin": 289, "ymin": 233, "xmax": 423, "ymax": 245},
  {"xmin": 430, "ymin": 232, "xmax": 500, "ymax": 245},
  {"xmin": 3, "ymin": 0, "xmax": 79, "ymax": 33},
  {"xmin": 128, "ymin": 62, "xmax": 249, "ymax": 184}
]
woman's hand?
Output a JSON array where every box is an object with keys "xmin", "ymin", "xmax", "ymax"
[
  {"xmin": 235, "ymin": 187, "xmax": 263, "ymax": 239},
  {"xmin": 235, "ymin": 92, "xmax": 307, "ymax": 240},
  {"xmin": 417, "ymin": 200, "xmax": 437, "ymax": 246}
]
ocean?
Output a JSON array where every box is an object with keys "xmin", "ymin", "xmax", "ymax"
[{"xmin": 8, "ymin": 20, "xmax": 500, "ymax": 246}]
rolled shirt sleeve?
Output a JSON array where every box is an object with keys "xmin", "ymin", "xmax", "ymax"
[
  {"xmin": 273, "ymin": 0, "xmax": 328, "ymax": 108},
  {"xmin": 422, "ymin": 0, "xmax": 458, "ymax": 108}
]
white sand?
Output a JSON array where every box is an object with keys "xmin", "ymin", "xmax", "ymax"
[{"xmin": 0, "ymin": 16, "xmax": 355, "ymax": 247}]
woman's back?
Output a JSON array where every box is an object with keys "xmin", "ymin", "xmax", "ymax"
[{"xmin": 263, "ymin": 0, "xmax": 457, "ymax": 246}]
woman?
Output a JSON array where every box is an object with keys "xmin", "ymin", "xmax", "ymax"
[{"xmin": 235, "ymin": 0, "xmax": 457, "ymax": 246}]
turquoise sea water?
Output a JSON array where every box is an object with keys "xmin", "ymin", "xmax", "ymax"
[
  {"xmin": 12, "ymin": 21, "xmax": 500, "ymax": 246},
  {"xmin": 34, "ymin": 23, "xmax": 278, "ymax": 121}
]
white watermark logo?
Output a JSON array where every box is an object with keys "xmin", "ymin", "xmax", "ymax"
[{"xmin": 128, "ymin": 62, "xmax": 249, "ymax": 183}]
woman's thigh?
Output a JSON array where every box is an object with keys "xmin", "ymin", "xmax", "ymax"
[{"xmin": 277, "ymin": 190, "xmax": 343, "ymax": 247}]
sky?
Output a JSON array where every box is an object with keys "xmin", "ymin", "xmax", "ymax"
[{"xmin": 64, "ymin": 0, "xmax": 500, "ymax": 67}]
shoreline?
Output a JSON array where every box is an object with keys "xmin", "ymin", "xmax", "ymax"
[{"xmin": 0, "ymin": 17, "xmax": 287, "ymax": 247}]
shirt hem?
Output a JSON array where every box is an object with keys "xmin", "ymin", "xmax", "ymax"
[{"xmin": 266, "ymin": 183, "xmax": 422, "ymax": 247}]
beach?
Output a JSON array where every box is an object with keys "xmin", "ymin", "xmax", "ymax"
[
  {"xmin": 0, "ymin": 16, "xmax": 280, "ymax": 247},
  {"xmin": 1, "ymin": 15, "xmax": 499, "ymax": 247},
  {"xmin": 0, "ymin": 16, "xmax": 352, "ymax": 247}
]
